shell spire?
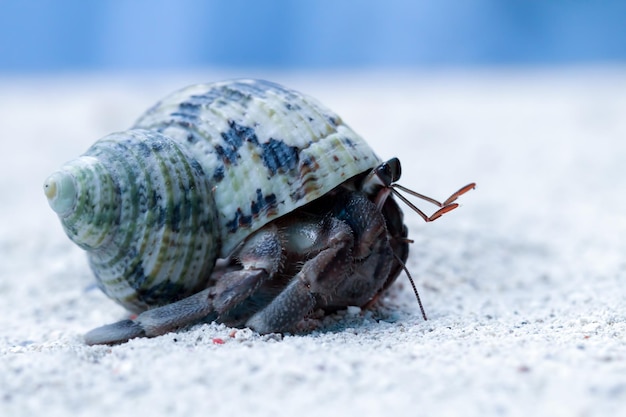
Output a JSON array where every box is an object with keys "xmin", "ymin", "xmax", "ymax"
[
  {"xmin": 44, "ymin": 156, "xmax": 119, "ymax": 250},
  {"xmin": 45, "ymin": 130, "xmax": 220, "ymax": 313}
]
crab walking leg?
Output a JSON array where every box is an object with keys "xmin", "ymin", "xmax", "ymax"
[
  {"xmin": 326, "ymin": 192, "xmax": 395, "ymax": 308},
  {"xmin": 245, "ymin": 218, "xmax": 354, "ymax": 334},
  {"xmin": 84, "ymin": 288, "xmax": 218, "ymax": 345},
  {"xmin": 84, "ymin": 319, "xmax": 146, "ymax": 346}
]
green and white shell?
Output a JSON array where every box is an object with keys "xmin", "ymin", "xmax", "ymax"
[{"xmin": 44, "ymin": 79, "xmax": 381, "ymax": 313}]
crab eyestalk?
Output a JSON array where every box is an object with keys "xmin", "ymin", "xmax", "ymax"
[{"xmin": 44, "ymin": 130, "xmax": 220, "ymax": 313}]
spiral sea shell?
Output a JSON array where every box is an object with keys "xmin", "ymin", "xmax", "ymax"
[{"xmin": 44, "ymin": 79, "xmax": 380, "ymax": 313}]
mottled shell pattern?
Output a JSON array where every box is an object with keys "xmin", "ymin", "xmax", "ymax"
[{"xmin": 44, "ymin": 80, "xmax": 381, "ymax": 313}]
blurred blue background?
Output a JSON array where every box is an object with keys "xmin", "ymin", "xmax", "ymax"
[{"xmin": 0, "ymin": 0, "xmax": 624, "ymax": 73}]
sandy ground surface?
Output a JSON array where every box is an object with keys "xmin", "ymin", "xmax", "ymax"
[{"xmin": 1, "ymin": 68, "xmax": 625, "ymax": 417}]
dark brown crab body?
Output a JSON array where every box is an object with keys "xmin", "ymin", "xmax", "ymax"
[{"xmin": 43, "ymin": 79, "xmax": 473, "ymax": 345}]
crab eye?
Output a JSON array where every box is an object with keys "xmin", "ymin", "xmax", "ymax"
[
  {"xmin": 375, "ymin": 157, "xmax": 401, "ymax": 186},
  {"xmin": 388, "ymin": 157, "xmax": 401, "ymax": 182}
]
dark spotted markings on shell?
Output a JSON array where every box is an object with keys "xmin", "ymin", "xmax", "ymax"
[{"xmin": 43, "ymin": 79, "xmax": 381, "ymax": 313}]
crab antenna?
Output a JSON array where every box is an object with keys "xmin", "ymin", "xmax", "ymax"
[
  {"xmin": 391, "ymin": 182, "xmax": 475, "ymax": 222},
  {"xmin": 443, "ymin": 182, "xmax": 476, "ymax": 206},
  {"xmin": 393, "ymin": 182, "xmax": 476, "ymax": 208},
  {"xmin": 394, "ymin": 253, "xmax": 427, "ymax": 321},
  {"xmin": 392, "ymin": 183, "xmax": 444, "ymax": 207}
]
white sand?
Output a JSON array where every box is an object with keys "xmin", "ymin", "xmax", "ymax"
[{"xmin": 1, "ymin": 68, "xmax": 625, "ymax": 417}]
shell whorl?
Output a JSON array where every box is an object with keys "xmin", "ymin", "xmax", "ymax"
[
  {"xmin": 134, "ymin": 79, "xmax": 381, "ymax": 256},
  {"xmin": 45, "ymin": 130, "xmax": 219, "ymax": 313}
]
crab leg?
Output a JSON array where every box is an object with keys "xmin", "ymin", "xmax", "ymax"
[
  {"xmin": 245, "ymin": 217, "xmax": 354, "ymax": 333},
  {"xmin": 84, "ymin": 288, "xmax": 217, "ymax": 345}
]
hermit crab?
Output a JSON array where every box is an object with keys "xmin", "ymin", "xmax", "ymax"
[{"xmin": 43, "ymin": 79, "xmax": 474, "ymax": 345}]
